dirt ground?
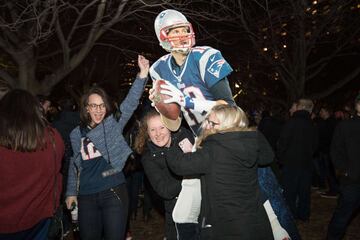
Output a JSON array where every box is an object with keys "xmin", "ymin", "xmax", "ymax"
[{"xmin": 66, "ymin": 190, "xmax": 360, "ymax": 240}]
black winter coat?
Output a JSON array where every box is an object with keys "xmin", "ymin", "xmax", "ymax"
[
  {"xmin": 258, "ymin": 115, "xmax": 283, "ymax": 152},
  {"xmin": 317, "ymin": 116, "xmax": 337, "ymax": 155},
  {"xmin": 166, "ymin": 130, "xmax": 274, "ymax": 240},
  {"xmin": 277, "ymin": 110, "xmax": 318, "ymax": 168},
  {"xmin": 331, "ymin": 115, "xmax": 360, "ymax": 183},
  {"xmin": 141, "ymin": 127, "xmax": 194, "ymax": 240}
]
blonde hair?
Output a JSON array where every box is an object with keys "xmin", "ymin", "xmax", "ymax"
[
  {"xmin": 296, "ymin": 98, "xmax": 314, "ymax": 113},
  {"xmin": 196, "ymin": 104, "xmax": 249, "ymax": 148},
  {"xmin": 133, "ymin": 109, "xmax": 160, "ymax": 154}
]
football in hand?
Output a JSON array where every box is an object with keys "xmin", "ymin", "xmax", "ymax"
[{"xmin": 153, "ymin": 80, "xmax": 181, "ymax": 120}]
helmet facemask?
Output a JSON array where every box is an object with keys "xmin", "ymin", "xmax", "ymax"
[
  {"xmin": 160, "ymin": 23, "xmax": 195, "ymax": 54},
  {"xmin": 155, "ymin": 10, "xmax": 196, "ymax": 54}
]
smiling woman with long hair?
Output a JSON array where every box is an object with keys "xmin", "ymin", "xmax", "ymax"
[
  {"xmin": 65, "ymin": 55, "xmax": 149, "ymax": 240},
  {"xmin": 0, "ymin": 89, "xmax": 64, "ymax": 240},
  {"xmin": 134, "ymin": 109, "xmax": 196, "ymax": 240}
]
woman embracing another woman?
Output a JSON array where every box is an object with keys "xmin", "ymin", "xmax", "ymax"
[{"xmin": 165, "ymin": 104, "xmax": 275, "ymax": 240}]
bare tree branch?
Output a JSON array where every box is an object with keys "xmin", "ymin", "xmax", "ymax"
[
  {"xmin": 310, "ymin": 66, "xmax": 360, "ymax": 100},
  {"xmin": 216, "ymin": 0, "xmax": 359, "ymax": 104},
  {"xmin": 0, "ymin": 69, "xmax": 16, "ymax": 87}
]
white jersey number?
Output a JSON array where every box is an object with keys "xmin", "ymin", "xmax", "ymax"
[{"xmin": 182, "ymin": 86, "xmax": 207, "ymax": 126}]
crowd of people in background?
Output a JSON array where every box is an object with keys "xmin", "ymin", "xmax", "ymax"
[{"xmin": 0, "ymin": 8, "xmax": 359, "ymax": 240}]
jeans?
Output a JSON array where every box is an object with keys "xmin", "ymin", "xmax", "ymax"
[
  {"xmin": 258, "ymin": 167, "xmax": 301, "ymax": 239},
  {"xmin": 78, "ymin": 184, "xmax": 129, "ymax": 240},
  {"xmin": 327, "ymin": 182, "xmax": 360, "ymax": 239},
  {"xmin": 0, "ymin": 218, "xmax": 50, "ymax": 240}
]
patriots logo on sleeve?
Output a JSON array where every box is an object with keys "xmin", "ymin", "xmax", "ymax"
[{"xmin": 207, "ymin": 59, "xmax": 225, "ymax": 78}]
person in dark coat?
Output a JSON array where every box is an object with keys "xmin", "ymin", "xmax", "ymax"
[
  {"xmin": 258, "ymin": 110, "xmax": 283, "ymax": 152},
  {"xmin": 134, "ymin": 109, "xmax": 196, "ymax": 240},
  {"xmin": 326, "ymin": 94, "xmax": 360, "ymax": 239},
  {"xmin": 52, "ymin": 98, "xmax": 80, "ymax": 187},
  {"xmin": 165, "ymin": 104, "xmax": 274, "ymax": 240},
  {"xmin": 52, "ymin": 98, "xmax": 80, "ymax": 236},
  {"xmin": 278, "ymin": 98, "xmax": 318, "ymax": 221},
  {"xmin": 258, "ymin": 110, "xmax": 284, "ymax": 181},
  {"xmin": 316, "ymin": 105, "xmax": 338, "ymax": 198}
]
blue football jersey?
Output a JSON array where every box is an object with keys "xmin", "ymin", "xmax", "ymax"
[{"xmin": 150, "ymin": 46, "xmax": 233, "ymax": 134}]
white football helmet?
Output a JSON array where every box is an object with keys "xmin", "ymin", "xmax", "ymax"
[{"xmin": 154, "ymin": 9, "xmax": 195, "ymax": 53}]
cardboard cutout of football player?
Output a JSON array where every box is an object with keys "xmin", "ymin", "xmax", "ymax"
[
  {"xmin": 148, "ymin": 9, "xmax": 235, "ymax": 240},
  {"xmin": 149, "ymin": 9, "xmax": 233, "ymax": 135},
  {"xmin": 149, "ymin": 9, "xmax": 299, "ymax": 240}
]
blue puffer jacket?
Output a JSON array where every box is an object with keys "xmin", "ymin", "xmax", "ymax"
[{"xmin": 66, "ymin": 76, "xmax": 147, "ymax": 196}]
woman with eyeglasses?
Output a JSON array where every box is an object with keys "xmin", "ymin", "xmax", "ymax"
[
  {"xmin": 65, "ymin": 55, "xmax": 149, "ymax": 240},
  {"xmin": 165, "ymin": 104, "xmax": 275, "ymax": 240}
]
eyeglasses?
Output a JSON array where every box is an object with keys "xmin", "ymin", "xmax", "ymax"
[
  {"xmin": 88, "ymin": 103, "xmax": 106, "ymax": 111},
  {"xmin": 205, "ymin": 118, "xmax": 220, "ymax": 128}
]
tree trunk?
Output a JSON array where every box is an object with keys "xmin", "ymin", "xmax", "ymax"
[{"xmin": 15, "ymin": 50, "xmax": 39, "ymax": 94}]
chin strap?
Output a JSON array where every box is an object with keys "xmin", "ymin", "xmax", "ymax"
[{"xmin": 171, "ymin": 47, "xmax": 191, "ymax": 54}]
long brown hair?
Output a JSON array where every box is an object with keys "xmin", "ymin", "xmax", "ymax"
[
  {"xmin": 133, "ymin": 109, "xmax": 160, "ymax": 154},
  {"xmin": 79, "ymin": 86, "xmax": 114, "ymax": 127},
  {"xmin": 0, "ymin": 89, "xmax": 49, "ymax": 152},
  {"xmin": 196, "ymin": 104, "xmax": 250, "ymax": 148}
]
